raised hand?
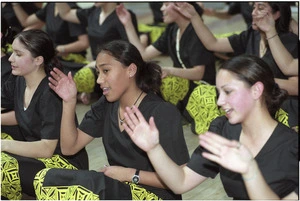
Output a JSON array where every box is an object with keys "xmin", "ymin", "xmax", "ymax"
[
  {"xmin": 116, "ymin": 3, "xmax": 131, "ymax": 26},
  {"xmin": 174, "ymin": 2, "xmax": 197, "ymax": 19},
  {"xmin": 48, "ymin": 68, "xmax": 77, "ymax": 103},
  {"xmin": 123, "ymin": 105, "xmax": 160, "ymax": 152},
  {"xmin": 199, "ymin": 131, "xmax": 253, "ymax": 174},
  {"xmin": 256, "ymin": 11, "xmax": 276, "ymax": 34}
]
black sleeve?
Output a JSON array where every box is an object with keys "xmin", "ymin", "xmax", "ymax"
[
  {"xmin": 35, "ymin": 4, "xmax": 47, "ymax": 22},
  {"xmin": 1, "ymin": 74, "xmax": 16, "ymax": 110},
  {"xmin": 38, "ymin": 89, "xmax": 63, "ymax": 140},
  {"xmin": 78, "ymin": 96, "xmax": 107, "ymax": 138},
  {"xmin": 152, "ymin": 24, "xmax": 171, "ymax": 54},
  {"xmin": 76, "ymin": 7, "xmax": 93, "ymax": 27},
  {"xmin": 152, "ymin": 102, "xmax": 190, "ymax": 165}
]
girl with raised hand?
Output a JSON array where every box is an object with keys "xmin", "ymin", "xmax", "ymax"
[
  {"xmin": 123, "ymin": 55, "xmax": 298, "ymax": 200},
  {"xmin": 33, "ymin": 40, "xmax": 189, "ymax": 200}
]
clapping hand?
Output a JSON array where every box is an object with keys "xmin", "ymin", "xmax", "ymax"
[
  {"xmin": 48, "ymin": 68, "xmax": 77, "ymax": 103},
  {"xmin": 199, "ymin": 132, "xmax": 254, "ymax": 174},
  {"xmin": 123, "ymin": 105, "xmax": 160, "ymax": 152}
]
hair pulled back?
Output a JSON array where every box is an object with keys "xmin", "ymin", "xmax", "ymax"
[
  {"xmin": 219, "ymin": 55, "xmax": 288, "ymax": 117},
  {"xmin": 98, "ymin": 40, "xmax": 162, "ymax": 93},
  {"xmin": 14, "ymin": 29, "xmax": 63, "ymax": 75},
  {"xmin": 269, "ymin": 3, "xmax": 291, "ymax": 34}
]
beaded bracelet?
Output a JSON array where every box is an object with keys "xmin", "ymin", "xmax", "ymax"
[{"xmin": 267, "ymin": 33, "xmax": 278, "ymax": 41}]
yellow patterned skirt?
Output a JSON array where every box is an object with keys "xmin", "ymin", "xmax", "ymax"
[
  {"xmin": 186, "ymin": 83, "xmax": 224, "ymax": 134},
  {"xmin": 160, "ymin": 76, "xmax": 190, "ymax": 106},
  {"xmin": 34, "ymin": 168, "xmax": 166, "ymax": 200},
  {"xmin": 1, "ymin": 133, "xmax": 78, "ymax": 200}
]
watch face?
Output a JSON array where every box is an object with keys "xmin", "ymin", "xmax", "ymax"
[{"xmin": 132, "ymin": 175, "xmax": 139, "ymax": 184}]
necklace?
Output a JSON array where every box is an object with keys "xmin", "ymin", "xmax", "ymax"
[{"xmin": 119, "ymin": 91, "xmax": 143, "ymax": 125}]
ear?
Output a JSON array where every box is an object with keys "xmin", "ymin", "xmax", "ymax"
[
  {"xmin": 272, "ymin": 10, "xmax": 281, "ymax": 21},
  {"xmin": 34, "ymin": 56, "xmax": 44, "ymax": 66},
  {"xmin": 251, "ymin": 81, "xmax": 264, "ymax": 100},
  {"xmin": 127, "ymin": 63, "xmax": 137, "ymax": 78}
]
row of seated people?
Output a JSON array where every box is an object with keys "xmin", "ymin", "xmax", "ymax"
[{"xmin": 1, "ymin": 2, "xmax": 298, "ymax": 200}]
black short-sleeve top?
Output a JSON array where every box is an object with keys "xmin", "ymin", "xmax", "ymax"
[
  {"xmin": 228, "ymin": 28, "xmax": 298, "ymax": 79},
  {"xmin": 187, "ymin": 121, "xmax": 299, "ymax": 199},
  {"xmin": 1, "ymin": 75, "xmax": 63, "ymax": 154},
  {"xmin": 79, "ymin": 92, "xmax": 190, "ymax": 170},
  {"xmin": 76, "ymin": 6, "xmax": 138, "ymax": 60},
  {"xmin": 152, "ymin": 23, "xmax": 216, "ymax": 85},
  {"xmin": 35, "ymin": 3, "xmax": 87, "ymax": 56}
]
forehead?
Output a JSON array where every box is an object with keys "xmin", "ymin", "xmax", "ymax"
[
  {"xmin": 96, "ymin": 52, "xmax": 120, "ymax": 68},
  {"xmin": 12, "ymin": 38, "xmax": 28, "ymax": 51}
]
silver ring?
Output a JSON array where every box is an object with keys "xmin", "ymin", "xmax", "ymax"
[{"xmin": 237, "ymin": 142, "xmax": 241, "ymax": 149}]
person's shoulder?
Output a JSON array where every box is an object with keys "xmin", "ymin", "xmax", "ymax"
[
  {"xmin": 142, "ymin": 92, "xmax": 179, "ymax": 113},
  {"xmin": 276, "ymin": 122, "xmax": 298, "ymax": 137}
]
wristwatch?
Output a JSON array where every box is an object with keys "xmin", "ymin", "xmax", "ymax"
[{"xmin": 132, "ymin": 169, "xmax": 140, "ymax": 184}]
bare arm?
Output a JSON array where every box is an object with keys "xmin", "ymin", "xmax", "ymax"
[
  {"xmin": 175, "ymin": 3, "xmax": 233, "ymax": 53},
  {"xmin": 162, "ymin": 65, "xmax": 205, "ymax": 81},
  {"xmin": 1, "ymin": 110, "xmax": 18, "ymax": 125},
  {"xmin": 11, "ymin": 3, "xmax": 45, "ymax": 29},
  {"xmin": 116, "ymin": 4, "xmax": 162, "ymax": 60},
  {"xmin": 2, "ymin": 139, "xmax": 58, "ymax": 158},
  {"xmin": 275, "ymin": 76, "xmax": 298, "ymax": 96},
  {"xmin": 49, "ymin": 68, "xmax": 94, "ymax": 155},
  {"xmin": 257, "ymin": 11, "xmax": 298, "ymax": 76},
  {"xmin": 56, "ymin": 33, "xmax": 89, "ymax": 54},
  {"xmin": 56, "ymin": 3, "xmax": 80, "ymax": 24},
  {"xmin": 123, "ymin": 106, "xmax": 207, "ymax": 194}
]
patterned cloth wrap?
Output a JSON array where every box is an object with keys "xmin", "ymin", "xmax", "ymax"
[
  {"xmin": 73, "ymin": 67, "xmax": 96, "ymax": 93},
  {"xmin": 1, "ymin": 133, "xmax": 77, "ymax": 200},
  {"xmin": 138, "ymin": 23, "xmax": 166, "ymax": 44},
  {"xmin": 186, "ymin": 82, "xmax": 224, "ymax": 135},
  {"xmin": 160, "ymin": 75, "xmax": 189, "ymax": 106},
  {"xmin": 61, "ymin": 53, "xmax": 89, "ymax": 65},
  {"xmin": 34, "ymin": 168, "xmax": 162, "ymax": 200}
]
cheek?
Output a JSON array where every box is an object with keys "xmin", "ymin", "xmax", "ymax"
[{"xmin": 231, "ymin": 90, "xmax": 253, "ymax": 112}]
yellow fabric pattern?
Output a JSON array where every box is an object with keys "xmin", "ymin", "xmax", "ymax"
[
  {"xmin": 160, "ymin": 76, "xmax": 189, "ymax": 105},
  {"xmin": 275, "ymin": 108, "xmax": 289, "ymax": 127},
  {"xmin": 34, "ymin": 168, "xmax": 99, "ymax": 200},
  {"xmin": 186, "ymin": 83, "xmax": 221, "ymax": 134},
  {"xmin": 1, "ymin": 152, "xmax": 22, "ymax": 200},
  {"xmin": 73, "ymin": 67, "xmax": 96, "ymax": 93},
  {"xmin": 62, "ymin": 53, "xmax": 89, "ymax": 65},
  {"xmin": 138, "ymin": 23, "xmax": 166, "ymax": 43},
  {"xmin": 126, "ymin": 182, "xmax": 162, "ymax": 200},
  {"xmin": 1, "ymin": 132, "xmax": 14, "ymax": 140},
  {"xmin": 37, "ymin": 154, "xmax": 78, "ymax": 170}
]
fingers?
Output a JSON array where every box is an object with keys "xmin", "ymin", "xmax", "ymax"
[{"xmin": 199, "ymin": 132, "xmax": 240, "ymax": 155}]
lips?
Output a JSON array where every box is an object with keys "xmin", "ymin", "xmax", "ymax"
[{"xmin": 102, "ymin": 87, "xmax": 110, "ymax": 95}]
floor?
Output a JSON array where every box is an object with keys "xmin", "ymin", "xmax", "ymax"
[{"xmin": 74, "ymin": 2, "xmax": 298, "ymax": 200}]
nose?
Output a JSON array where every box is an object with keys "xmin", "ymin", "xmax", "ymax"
[
  {"xmin": 216, "ymin": 93, "xmax": 225, "ymax": 107},
  {"xmin": 8, "ymin": 53, "xmax": 14, "ymax": 63},
  {"xmin": 252, "ymin": 7, "xmax": 258, "ymax": 17},
  {"xmin": 96, "ymin": 73, "xmax": 104, "ymax": 85}
]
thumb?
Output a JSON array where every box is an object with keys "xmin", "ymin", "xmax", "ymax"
[{"xmin": 149, "ymin": 116, "xmax": 157, "ymax": 131}]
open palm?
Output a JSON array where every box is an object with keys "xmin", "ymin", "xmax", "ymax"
[
  {"xmin": 199, "ymin": 132, "xmax": 253, "ymax": 174},
  {"xmin": 123, "ymin": 106, "xmax": 160, "ymax": 152},
  {"xmin": 48, "ymin": 68, "xmax": 78, "ymax": 102}
]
